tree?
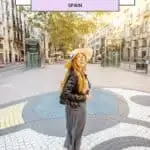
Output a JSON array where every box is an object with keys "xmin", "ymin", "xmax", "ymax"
[
  {"xmin": 26, "ymin": 10, "xmax": 108, "ymax": 55},
  {"xmin": 27, "ymin": 12, "xmax": 51, "ymax": 58},
  {"xmin": 46, "ymin": 12, "xmax": 97, "ymax": 54}
]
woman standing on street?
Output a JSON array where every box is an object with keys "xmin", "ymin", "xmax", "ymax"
[{"xmin": 60, "ymin": 48, "xmax": 92, "ymax": 150}]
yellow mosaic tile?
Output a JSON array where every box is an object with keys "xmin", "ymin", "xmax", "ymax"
[{"xmin": 0, "ymin": 102, "xmax": 27, "ymax": 129}]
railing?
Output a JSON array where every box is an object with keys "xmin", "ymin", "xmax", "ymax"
[{"xmin": 120, "ymin": 61, "xmax": 149, "ymax": 74}]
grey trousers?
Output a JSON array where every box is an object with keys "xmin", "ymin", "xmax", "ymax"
[{"xmin": 64, "ymin": 102, "xmax": 87, "ymax": 150}]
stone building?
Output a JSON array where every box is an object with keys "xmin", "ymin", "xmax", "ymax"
[
  {"xmin": 0, "ymin": 0, "xmax": 30, "ymax": 65},
  {"xmin": 87, "ymin": 0, "xmax": 150, "ymax": 63}
]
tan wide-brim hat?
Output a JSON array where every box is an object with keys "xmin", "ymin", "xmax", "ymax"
[{"xmin": 70, "ymin": 48, "xmax": 93, "ymax": 61}]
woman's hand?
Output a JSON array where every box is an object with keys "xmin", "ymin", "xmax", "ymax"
[{"xmin": 86, "ymin": 93, "xmax": 91, "ymax": 100}]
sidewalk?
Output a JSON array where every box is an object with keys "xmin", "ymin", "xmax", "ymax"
[
  {"xmin": 0, "ymin": 63, "xmax": 25, "ymax": 73},
  {"xmin": 120, "ymin": 62, "xmax": 150, "ymax": 76},
  {"xmin": 0, "ymin": 87, "xmax": 150, "ymax": 150},
  {"xmin": 0, "ymin": 64, "xmax": 150, "ymax": 149}
]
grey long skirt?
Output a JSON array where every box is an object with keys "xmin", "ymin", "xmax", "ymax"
[{"xmin": 64, "ymin": 102, "xmax": 87, "ymax": 150}]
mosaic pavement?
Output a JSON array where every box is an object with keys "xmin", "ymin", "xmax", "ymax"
[{"xmin": 0, "ymin": 87, "xmax": 150, "ymax": 150}]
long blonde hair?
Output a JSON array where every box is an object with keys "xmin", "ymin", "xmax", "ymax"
[{"xmin": 61, "ymin": 54, "xmax": 87, "ymax": 93}]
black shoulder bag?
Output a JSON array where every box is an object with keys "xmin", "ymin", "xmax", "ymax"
[{"xmin": 59, "ymin": 73, "xmax": 70, "ymax": 105}]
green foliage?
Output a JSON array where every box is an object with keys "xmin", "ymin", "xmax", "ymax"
[
  {"xmin": 27, "ymin": 11, "xmax": 106, "ymax": 54},
  {"xmin": 16, "ymin": 7, "xmax": 107, "ymax": 55},
  {"xmin": 17, "ymin": 6, "xmax": 31, "ymax": 13}
]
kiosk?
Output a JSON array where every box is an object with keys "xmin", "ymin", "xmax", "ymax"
[{"xmin": 25, "ymin": 38, "xmax": 41, "ymax": 68}]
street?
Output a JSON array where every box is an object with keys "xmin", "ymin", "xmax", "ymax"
[{"xmin": 0, "ymin": 64, "xmax": 150, "ymax": 150}]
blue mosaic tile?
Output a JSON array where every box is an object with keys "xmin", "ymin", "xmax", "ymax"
[{"xmin": 32, "ymin": 89, "xmax": 118, "ymax": 119}]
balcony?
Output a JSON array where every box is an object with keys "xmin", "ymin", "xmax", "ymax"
[
  {"xmin": 139, "ymin": 38, "xmax": 147, "ymax": 47},
  {"xmin": 131, "ymin": 40, "xmax": 138, "ymax": 48},
  {"xmin": 125, "ymin": 41, "xmax": 131, "ymax": 48}
]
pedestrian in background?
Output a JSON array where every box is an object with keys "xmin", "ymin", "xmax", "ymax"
[{"xmin": 60, "ymin": 48, "xmax": 92, "ymax": 150}]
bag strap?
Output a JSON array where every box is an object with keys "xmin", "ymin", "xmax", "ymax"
[{"xmin": 61, "ymin": 71, "xmax": 71, "ymax": 92}]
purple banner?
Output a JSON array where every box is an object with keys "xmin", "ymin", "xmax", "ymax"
[{"xmin": 31, "ymin": 0, "xmax": 119, "ymax": 11}]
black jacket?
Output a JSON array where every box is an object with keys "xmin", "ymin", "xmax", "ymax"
[{"xmin": 60, "ymin": 69, "xmax": 91, "ymax": 108}]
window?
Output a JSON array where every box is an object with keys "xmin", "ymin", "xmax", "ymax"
[
  {"xmin": 135, "ymin": 40, "xmax": 138, "ymax": 47},
  {"xmin": 0, "ymin": 43, "xmax": 3, "ymax": 49},
  {"xmin": 139, "ymin": 38, "xmax": 147, "ymax": 47},
  {"xmin": 143, "ymin": 39, "xmax": 147, "ymax": 47},
  {"xmin": 48, "ymin": 42, "xmax": 51, "ymax": 48},
  {"xmin": 142, "ymin": 51, "xmax": 146, "ymax": 58},
  {"xmin": 132, "ymin": 40, "xmax": 138, "ymax": 48}
]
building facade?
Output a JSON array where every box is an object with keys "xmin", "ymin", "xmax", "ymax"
[
  {"xmin": 0, "ymin": 0, "xmax": 8, "ymax": 64},
  {"xmin": 0, "ymin": 0, "xmax": 31, "ymax": 65},
  {"xmin": 87, "ymin": 0, "xmax": 150, "ymax": 63}
]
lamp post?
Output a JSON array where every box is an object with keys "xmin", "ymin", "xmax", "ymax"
[
  {"xmin": 104, "ymin": 39, "xmax": 110, "ymax": 66},
  {"xmin": 120, "ymin": 40, "xmax": 122, "ymax": 64},
  {"xmin": 107, "ymin": 39, "xmax": 112, "ymax": 66},
  {"xmin": 116, "ymin": 39, "xmax": 121, "ymax": 65},
  {"xmin": 104, "ymin": 39, "xmax": 107, "ymax": 67}
]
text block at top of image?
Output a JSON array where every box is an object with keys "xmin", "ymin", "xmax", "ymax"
[
  {"xmin": 15, "ymin": 0, "xmax": 135, "ymax": 6},
  {"xmin": 16, "ymin": 0, "xmax": 31, "ymax": 5},
  {"xmin": 31, "ymin": 0, "xmax": 119, "ymax": 12},
  {"xmin": 120, "ymin": 0, "xmax": 135, "ymax": 5}
]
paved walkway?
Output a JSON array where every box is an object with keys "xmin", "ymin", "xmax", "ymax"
[
  {"xmin": 0, "ymin": 64, "xmax": 150, "ymax": 150},
  {"xmin": 120, "ymin": 62, "xmax": 150, "ymax": 76}
]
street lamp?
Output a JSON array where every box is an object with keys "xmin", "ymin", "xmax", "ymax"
[
  {"xmin": 104, "ymin": 39, "xmax": 107, "ymax": 66},
  {"xmin": 116, "ymin": 39, "xmax": 121, "ymax": 64},
  {"xmin": 108, "ymin": 40, "xmax": 113, "ymax": 66},
  {"xmin": 104, "ymin": 39, "xmax": 113, "ymax": 66},
  {"xmin": 104, "ymin": 39, "xmax": 110, "ymax": 66}
]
